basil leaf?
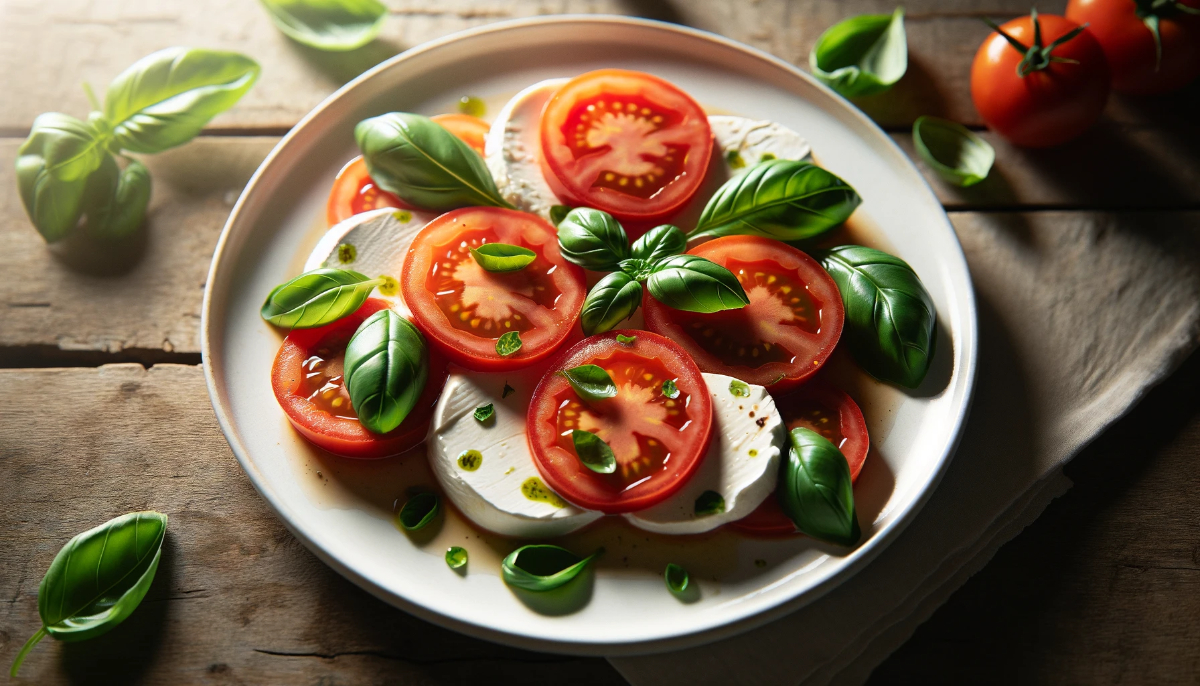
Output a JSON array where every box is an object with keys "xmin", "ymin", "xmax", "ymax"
[
  {"xmin": 104, "ymin": 47, "xmax": 260, "ymax": 154},
  {"xmin": 549, "ymin": 204, "xmax": 572, "ymax": 226},
  {"xmin": 473, "ymin": 404, "xmax": 494, "ymax": 422},
  {"xmin": 344, "ymin": 309, "xmax": 430, "ymax": 434},
  {"xmin": 86, "ymin": 156, "xmax": 152, "ymax": 239},
  {"xmin": 912, "ymin": 116, "xmax": 995, "ymax": 188},
  {"xmin": 694, "ymin": 490, "xmax": 725, "ymax": 516},
  {"xmin": 818, "ymin": 245, "xmax": 936, "ymax": 388},
  {"xmin": 729, "ymin": 379, "xmax": 751, "ymax": 398},
  {"xmin": 661, "ymin": 379, "xmax": 680, "ymax": 399},
  {"xmin": 260, "ymin": 268, "xmax": 381, "ymax": 329},
  {"xmin": 692, "ymin": 159, "xmax": 861, "ymax": 242},
  {"xmin": 502, "ymin": 544, "xmax": 601, "ymax": 592},
  {"xmin": 398, "ymin": 492, "xmax": 439, "ymax": 530},
  {"xmin": 571, "ymin": 429, "xmax": 616, "ymax": 474},
  {"xmin": 10, "ymin": 512, "xmax": 167, "ymax": 677},
  {"xmin": 15, "ymin": 114, "xmax": 99, "ymax": 242},
  {"xmin": 778, "ymin": 427, "xmax": 860, "ymax": 547},
  {"xmin": 581, "ymin": 271, "xmax": 643, "ymax": 335},
  {"xmin": 496, "ymin": 331, "xmax": 522, "ymax": 357},
  {"xmin": 470, "ymin": 243, "xmax": 536, "ymax": 272},
  {"xmin": 259, "ymin": 0, "xmax": 386, "ymax": 51},
  {"xmin": 445, "ymin": 546, "xmax": 468, "ymax": 570},
  {"xmin": 557, "ymin": 207, "xmax": 630, "ymax": 272},
  {"xmin": 558, "ymin": 364, "xmax": 618, "ymax": 401},
  {"xmin": 664, "ymin": 563, "xmax": 690, "ymax": 596},
  {"xmin": 20, "ymin": 112, "xmax": 109, "ymax": 183},
  {"xmin": 810, "ymin": 8, "xmax": 907, "ymax": 98},
  {"xmin": 630, "ymin": 224, "xmax": 687, "ymax": 263},
  {"xmin": 647, "ymin": 255, "xmax": 750, "ymax": 313},
  {"xmin": 616, "ymin": 334, "xmax": 637, "ymax": 346},
  {"xmin": 355, "ymin": 112, "xmax": 511, "ymax": 212}
]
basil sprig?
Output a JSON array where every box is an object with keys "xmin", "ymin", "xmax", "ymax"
[
  {"xmin": 912, "ymin": 116, "xmax": 995, "ymax": 187},
  {"xmin": 17, "ymin": 48, "xmax": 259, "ymax": 242},
  {"xmin": 809, "ymin": 8, "xmax": 908, "ymax": 97},
  {"xmin": 557, "ymin": 207, "xmax": 631, "ymax": 272},
  {"xmin": 261, "ymin": 268, "xmax": 383, "ymax": 329},
  {"xmin": 502, "ymin": 545, "xmax": 601, "ymax": 592},
  {"xmin": 259, "ymin": 0, "xmax": 387, "ymax": 51},
  {"xmin": 355, "ymin": 112, "xmax": 513, "ymax": 212},
  {"xmin": 344, "ymin": 309, "xmax": 430, "ymax": 434},
  {"xmin": 630, "ymin": 223, "xmax": 688, "ymax": 263},
  {"xmin": 778, "ymin": 428, "xmax": 861, "ymax": 547},
  {"xmin": 571, "ymin": 430, "xmax": 617, "ymax": 474},
  {"xmin": 558, "ymin": 364, "xmax": 618, "ymax": 401},
  {"xmin": 470, "ymin": 243, "xmax": 536, "ymax": 272},
  {"xmin": 10, "ymin": 512, "xmax": 167, "ymax": 677},
  {"xmin": 818, "ymin": 245, "xmax": 936, "ymax": 388},
  {"xmin": 691, "ymin": 159, "xmax": 861, "ymax": 243}
]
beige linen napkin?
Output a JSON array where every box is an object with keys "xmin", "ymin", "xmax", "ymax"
[{"xmin": 611, "ymin": 212, "xmax": 1200, "ymax": 685}]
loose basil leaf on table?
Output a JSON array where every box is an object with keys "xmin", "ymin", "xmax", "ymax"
[
  {"xmin": 470, "ymin": 242, "xmax": 536, "ymax": 272},
  {"xmin": 646, "ymin": 254, "xmax": 750, "ymax": 313},
  {"xmin": 817, "ymin": 245, "xmax": 937, "ymax": 388},
  {"xmin": 259, "ymin": 0, "xmax": 387, "ymax": 51},
  {"xmin": 85, "ymin": 155, "xmax": 152, "ymax": 239},
  {"xmin": 694, "ymin": 490, "xmax": 726, "ymax": 516},
  {"xmin": 558, "ymin": 364, "xmax": 618, "ymax": 401},
  {"xmin": 355, "ymin": 112, "xmax": 513, "ymax": 212},
  {"xmin": 912, "ymin": 116, "xmax": 995, "ymax": 187},
  {"xmin": 10, "ymin": 512, "xmax": 167, "ymax": 677},
  {"xmin": 691, "ymin": 159, "xmax": 861, "ymax": 243},
  {"xmin": 496, "ymin": 331, "xmax": 522, "ymax": 357},
  {"xmin": 630, "ymin": 224, "xmax": 687, "ymax": 263},
  {"xmin": 778, "ymin": 427, "xmax": 860, "ymax": 547},
  {"xmin": 571, "ymin": 429, "xmax": 617, "ymax": 474},
  {"xmin": 580, "ymin": 271, "xmax": 643, "ymax": 336},
  {"xmin": 398, "ymin": 492, "xmax": 440, "ymax": 531},
  {"xmin": 260, "ymin": 268, "xmax": 382, "ymax": 329},
  {"xmin": 502, "ymin": 544, "xmax": 601, "ymax": 592},
  {"xmin": 556, "ymin": 207, "xmax": 631, "ymax": 272},
  {"xmin": 810, "ymin": 8, "xmax": 908, "ymax": 98},
  {"xmin": 664, "ymin": 563, "xmax": 690, "ymax": 597},
  {"xmin": 344, "ymin": 309, "xmax": 430, "ymax": 434}
]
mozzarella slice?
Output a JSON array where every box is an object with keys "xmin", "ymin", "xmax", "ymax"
[
  {"xmin": 623, "ymin": 373, "xmax": 784, "ymax": 535},
  {"xmin": 430, "ymin": 366, "xmax": 603, "ymax": 538},
  {"xmin": 484, "ymin": 78, "xmax": 569, "ymax": 221},
  {"xmin": 708, "ymin": 115, "xmax": 812, "ymax": 173}
]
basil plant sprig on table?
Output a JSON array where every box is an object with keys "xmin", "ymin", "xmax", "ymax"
[
  {"xmin": 16, "ymin": 47, "xmax": 259, "ymax": 243},
  {"xmin": 259, "ymin": 0, "xmax": 387, "ymax": 52},
  {"xmin": 809, "ymin": 7, "xmax": 908, "ymax": 98}
]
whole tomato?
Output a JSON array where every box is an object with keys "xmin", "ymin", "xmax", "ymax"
[
  {"xmin": 1067, "ymin": 0, "xmax": 1200, "ymax": 94},
  {"xmin": 971, "ymin": 11, "xmax": 1111, "ymax": 147}
]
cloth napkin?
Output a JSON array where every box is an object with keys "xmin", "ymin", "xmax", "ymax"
[{"xmin": 610, "ymin": 212, "xmax": 1200, "ymax": 685}]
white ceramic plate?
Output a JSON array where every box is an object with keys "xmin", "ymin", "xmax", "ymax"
[{"xmin": 202, "ymin": 16, "xmax": 977, "ymax": 656}]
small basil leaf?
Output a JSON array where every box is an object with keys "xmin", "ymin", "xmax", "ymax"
[
  {"xmin": 664, "ymin": 563, "xmax": 690, "ymax": 596},
  {"xmin": 617, "ymin": 257, "xmax": 654, "ymax": 281},
  {"xmin": 86, "ymin": 156, "xmax": 152, "ymax": 239},
  {"xmin": 571, "ymin": 429, "xmax": 617, "ymax": 474},
  {"xmin": 818, "ymin": 245, "xmax": 936, "ymax": 388},
  {"xmin": 502, "ymin": 382, "xmax": 516, "ymax": 398},
  {"xmin": 692, "ymin": 159, "xmax": 861, "ymax": 242},
  {"xmin": 558, "ymin": 364, "xmax": 618, "ymax": 401},
  {"xmin": 616, "ymin": 334, "xmax": 637, "ymax": 346},
  {"xmin": 260, "ymin": 268, "xmax": 380, "ymax": 329},
  {"xmin": 105, "ymin": 48, "xmax": 260, "ymax": 154},
  {"xmin": 694, "ymin": 490, "xmax": 725, "ymax": 516},
  {"xmin": 470, "ymin": 243, "xmax": 536, "ymax": 272},
  {"xmin": 557, "ymin": 207, "xmax": 630, "ymax": 272},
  {"xmin": 473, "ymin": 404, "xmax": 494, "ymax": 422},
  {"xmin": 445, "ymin": 546, "xmax": 468, "ymax": 570},
  {"xmin": 661, "ymin": 379, "xmax": 680, "ymax": 399},
  {"xmin": 630, "ymin": 224, "xmax": 687, "ymax": 263},
  {"xmin": 778, "ymin": 427, "xmax": 860, "ymax": 547},
  {"xmin": 259, "ymin": 0, "xmax": 387, "ymax": 51},
  {"xmin": 496, "ymin": 331, "xmax": 522, "ymax": 357},
  {"xmin": 912, "ymin": 116, "xmax": 995, "ymax": 188},
  {"xmin": 729, "ymin": 379, "xmax": 751, "ymax": 398},
  {"xmin": 15, "ymin": 114, "xmax": 97, "ymax": 242},
  {"xmin": 810, "ymin": 8, "xmax": 908, "ymax": 98},
  {"xmin": 581, "ymin": 272, "xmax": 643, "ymax": 335},
  {"xmin": 549, "ymin": 204, "xmax": 572, "ymax": 226},
  {"xmin": 20, "ymin": 112, "xmax": 109, "ymax": 183},
  {"xmin": 344, "ymin": 309, "xmax": 430, "ymax": 434},
  {"xmin": 398, "ymin": 492, "xmax": 440, "ymax": 530},
  {"xmin": 647, "ymin": 255, "xmax": 750, "ymax": 313},
  {"xmin": 355, "ymin": 112, "xmax": 511, "ymax": 212},
  {"xmin": 501, "ymin": 544, "xmax": 601, "ymax": 592}
]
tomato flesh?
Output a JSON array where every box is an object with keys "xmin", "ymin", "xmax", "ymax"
[
  {"xmin": 431, "ymin": 113, "xmax": 490, "ymax": 154},
  {"xmin": 326, "ymin": 156, "xmax": 408, "ymax": 227},
  {"xmin": 1066, "ymin": 0, "xmax": 1200, "ymax": 95}
]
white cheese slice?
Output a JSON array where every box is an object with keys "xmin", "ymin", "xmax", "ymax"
[
  {"xmin": 484, "ymin": 78, "xmax": 569, "ymax": 221},
  {"xmin": 623, "ymin": 373, "xmax": 784, "ymax": 535},
  {"xmin": 707, "ymin": 115, "xmax": 812, "ymax": 173},
  {"xmin": 430, "ymin": 366, "xmax": 603, "ymax": 538}
]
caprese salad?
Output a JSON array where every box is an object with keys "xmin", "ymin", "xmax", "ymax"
[{"xmin": 261, "ymin": 69, "xmax": 937, "ymax": 596}]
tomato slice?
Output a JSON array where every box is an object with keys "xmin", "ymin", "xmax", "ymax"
[
  {"xmin": 271, "ymin": 299, "xmax": 448, "ymax": 458},
  {"xmin": 540, "ymin": 69, "xmax": 712, "ymax": 224},
  {"xmin": 643, "ymin": 236, "xmax": 844, "ymax": 391},
  {"xmin": 325, "ymin": 156, "xmax": 409, "ymax": 227},
  {"xmin": 401, "ymin": 207, "xmax": 586, "ymax": 371},
  {"xmin": 730, "ymin": 382, "xmax": 869, "ymax": 535},
  {"xmin": 527, "ymin": 331, "xmax": 714, "ymax": 514},
  {"xmin": 431, "ymin": 113, "xmax": 490, "ymax": 154}
]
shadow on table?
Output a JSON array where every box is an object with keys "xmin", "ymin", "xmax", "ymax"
[{"xmin": 282, "ymin": 38, "xmax": 404, "ymax": 86}]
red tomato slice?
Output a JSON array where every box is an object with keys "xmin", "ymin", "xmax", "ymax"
[
  {"xmin": 431, "ymin": 113, "xmax": 490, "ymax": 154},
  {"xmin": 643, "ymin": 236, "xmax": 844, "ymax": 391},
  {"xmin": 539, "ymin": 69, "xmax": 713, "ymax": 224},
  {"xmin": 730, "ymin": 382, "xmax": 868, "ymax": 535},
  {"xmin": 271, "ymin": 299, "xmax": 448, "ymax": 458},
  {"xmin": 401, "ymin": 207, "xmax": 586, "ymax": 371},
  {"xmin": 527, "ymin": 331, "xmax": 714, "ymax": 514},
  {"xmin": 326, "ymin": 156, "xmax": 409, "ymax": 227}
]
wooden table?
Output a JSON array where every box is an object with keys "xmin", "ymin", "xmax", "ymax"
[{"xmin": 1, "ymin": 1, "xmax": 1197, "ymax": 683}]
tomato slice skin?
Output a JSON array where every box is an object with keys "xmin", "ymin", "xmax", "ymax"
[
  {"xmin": 401, "ymin": 207, "xmax": 586, "ymax": 372},
  {"xmin": 326, "ymin": 156, "xmax": 409, "ymax": 227},
  {"xmin": 271, "ymin": 299, "xmax": 448, "ymax": 458},
  {"xmin": 430, "ymin": 113, "xmax": 490, "ymax": 154},
  {"xmin": 540, "ymin": 69, "xmax": 713, "ymax": 224},
  {"xmin": 527, "ymin": 330, "xmax": 714, "ymax": 514},
  {"xmin": 730, "ymin": 382, "xmax": 868, "ymax": 535},
  {"xmin": 643, "ymin": 236, "xmax": 844, "ymax": 392}
]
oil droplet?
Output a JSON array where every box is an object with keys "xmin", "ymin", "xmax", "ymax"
[
  {"xmin": 377, "ymin": 275, "xmax": 398, "ymax": 296},
  {"xmin": 392, "ymin": 210, "xmax": 412, "ymax": 223},
  {"xmin": 458, "ymin": 95, "xmax": 486, "ymax": 118},
  {"xmin": 760, "ymin": 152, "xmax": 776, "ymax": 161},
  {"xmin": 445, "ymin": 546, "xmax": 468, "ymax": 570},
  {"xmin": 521, "ymin": 477, "xmax": 566, "ymax": 508},
  {"xmin": 748, "ymin": 448, "xmax": 758, "ymax": 457},
  {"xmin": 457, "ymin": 449, "xmax": 482, "ymax": 471},
  {"xmin": 725, "ymin": 149, "xmax": 745, "ymax": 169},
  {"xmin": 337, "ymin": 243, "xmax": 356, "ymax": 264}
]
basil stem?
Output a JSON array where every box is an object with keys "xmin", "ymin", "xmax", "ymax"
[
  {"xmin": 912, "ymin": 116, "xmax": 995, "ymax": 187},
  {"xmin": 502, "ymin": 545, "xmax": 601, "ymax": 592},
  {"xmin": 260, "ymin": 268, "xmax": 382, "ymax": 329},
  {"xmin": 558, "ymin": 364, "xmax": 618, "ymax": 401},
  {"xmin": 470, "ymin": 243, "xmax": 536, "ymax": 272},
  {"xmin": 495, "ymin": 331, "xmax": 522, "ymax": 357},
  {"xmin": 580, "ymin": 271, "xmax": 643, "ymax": 336},
  {"xmin": 630, "ymin": 224, "xmax": 687, "ymax": 263},
  {"xmin": 398, "ymin": 492, "xmax": 440, "ymax": 530},
  {"xmin": 646, "ymin": 255, "xmax": 750, "ymax": 313},
  {"xmin": 259, "ymin": 0, "xmax": 387, "ymax": 51},
  {"xmin": 571, "ymin": 429, "xmax": 617, "ymax": 474},
  {"xmin": 694, "ymin": 490, "xmax": 725, "ymax": 516},
  {"xmin": 810, "ymin": 8, "xmax": 908, "ymax": 97},
  {"xmin": 778, "ymin": 427, "xmax": 860, "ymax": 547},
  {"xmin": 664, "ymin": 563, "xmax": 690, "ymax": 597},
  {"xmin": 343, "ymin": 309, "xmax": 430, "ymax": 434},
  {"xmin": 556, "ymin": 207, "xmax": 631, "ymax": 272}
]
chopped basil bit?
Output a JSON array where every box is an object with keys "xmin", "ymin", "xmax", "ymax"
[
  {"xmin": 473, "ymin": 403, "xmax": 494, "ymax": 422},
  {"xmin": 694, "ymin": 490, "xmax": 726, "ymax": 516},
  {"xmin": 398, "ymin": 492, "xmax": 439, "ymax": 531},
  {"xmin": 616, "ymin": 333, "xmax": 637, "ymax": 346},
  {"xmin": 664, "ymin": 563, "xmax": 690, "ymax": 597},
  {"xmin": 571, "ymin": 429, "xmax": 616, "ymax": 474},
  {"xmin": 729, "ymin": 379, "xmax": 751, "ymax": 397},
  {"xmin": 336, "ymin": 242, "xmax": 356, "ymax": 263},
  {"xmin": 725, "ymin": 149, "xmax": 745, "ymax": 168},
  {"xmin": 502, "ymin": 544, "xmax": 601, "ymax": 592},
  {"xmin": 496, "ymin": 331, "xmax": 522, "ymax": 357},
  {"xmin": 661, "ymin": 379, "xmax": 680, "ymax": 399},
  {"xmin": 502, "ymin": 382, "xmax": 516, "ymax": 398},
  {"xmin": 445, "ymin": 546, "xmax": 468, "ymax": 570},
  {"xmin": 558, "ymin": 364, "xmax": 618, "ymax": 401}
]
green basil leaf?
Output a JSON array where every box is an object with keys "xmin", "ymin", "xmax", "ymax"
[
  {"xmin": 496, "ymin": 331, "xmax": 522, "ymax": 357},
  {"xmin": 398, "ymin": 492, "xmax": 440, "ymax": 530},
  {"xmin": 549, "ymin": 204, "xmax": 572, "ymax": 226},
  {"xmin": 20, "ymin": 112, "xmax": 109, "ymax": 183},
  {"xmin": 664, "ymin": 563, "xmax": 690, "ymax": 596},
  {"xmin": 355, "ymin": 112, "xmax": 511, "ymax": 212},
  {"xmin": 810, "ymin": 8, "xmax": 907, "ymax": 97},
  {"xmin": 778, "ymin": 427, "xmax": 860, "ymax": 547},
  {"xmin": 581, "ymin": 271, "xmax": 643, "ymax": 335},
  {"xmin": 260, "ymin": 268, "xmax": 381, "ymax": 329},
  {"xmin": 502, "ymin": 544, "xmax": 601, "ymax": 592},
  {"xmin": 818, "ymin": 245, "xmax": 936, "ymax": 388},
  {"xmin": 571, "ymin": 429, "xmax": 617, "ymax": 474},
  {"xmin": 10, "ymin": 511, "xmax": 167, "ymax": 677},
  {"xmin": 473, "ymin": 404, "xmax": 494, "ymax": 422},
  {"xmin": 630, "ymin": 224, "xmax": 687, "ymax": 263},
  {"xmin": 344, "ymin": 309, "xmax": 430, "ymax": 434},
  {"xmin": 259, "ymin": 0, "xmax": 386, "ymax": 51},
  {"xmin": 470, "ymin": 243, "xmax": 536, "ymax": 272},
  {"xmin": 557, "ymin": 207, "xmax": 631, "ymax": 272},
  {"xmin": 694, "ymin": 490, "xmax": 725, "ymax": 516},
  {"xmin": 912, "ymin": 116, "xmax": 995, "ymax": 188},
  {"xmin": 646, "ymin": 255, "xmax": 750, "ymax": 313},
  {"xmin": 86, "ymin": 156, "xmax": 152, "ymax": 239},
  {"xmin": 729, "ymin": 379, "xmax": 751, "ymax": 398},
  {"xmin": 15, "ymin": 115, "xmax": 99, "ymax": 243},
  {"xmin": 616, "ymin": 333, "xmax": 637, "ymax": 346},
  {"xmin": 558, "ymin": 364, "xmax": 618, "ymax": 401},
  {"xmin": 104, "ymin": 48, "xmax": 260, "ymax": 154},
  {"xmin": 445, "ymin": 546, "xmax": 468, "ymax": 570},
  {"xmin": 661, "ymin": 379, "xmax": 680, "ymax": 399},
  {"xmin": 692, "ymin": 159, "xmax": 861, "ymax": 242}
]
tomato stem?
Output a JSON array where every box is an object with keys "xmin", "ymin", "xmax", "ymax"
[{"xmin": 983, "ymin": 11, "xmax": 1090, "ymax": 78}]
